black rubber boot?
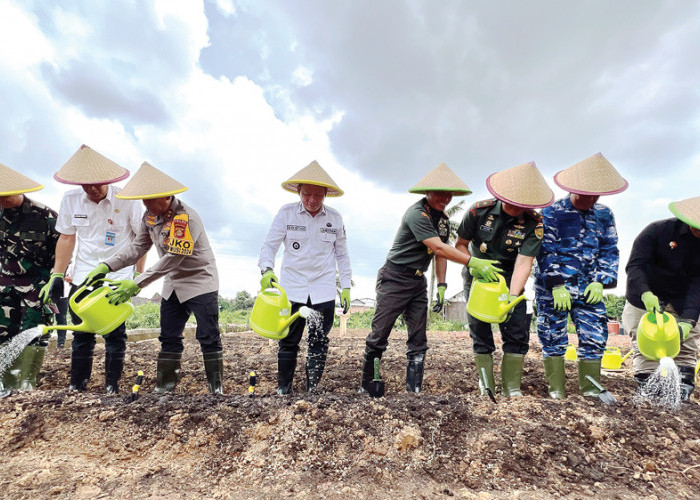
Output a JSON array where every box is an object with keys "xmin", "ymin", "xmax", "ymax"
[
  {"xmin": 634, "ymin": 372, "xmax": 650, "ymax": 388},
  {"xmin": 305, "ymin": 354, "xmax": 326, "ymax": 392},
  {"xmin": 69, "ymin": 352, "xmax": 93, "ymax": 392},
  {"xmin": 105, "ymin": 351, "xmax": 125, "ymax": 394},
  {"xmin": 360, "ymin": 349, "xmax": 382, "ymax": 393},
  {"xmin": 679, "ymin": 365, "xmax": 695, "ymax": 402},
  {"xmin": 277, "ymin": 350, "xmax": 297, "ymax": 395},
  {"xmin": 153, "ymin": 351, "xmax": 182, "ymax": 393},
  {"xmin": 18, "ymin": 345, "xmax": 47, "ymax": 391},
  {"xmin": 203, "ymin": 351, "xmax": 224, "ymax": 395},
  {"xmin": 406, "ymin": 353, "xmax": 425, "ymax": 393}
]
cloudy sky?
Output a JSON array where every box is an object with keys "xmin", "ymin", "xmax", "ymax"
[{"xmin": 2, "ymin": 0, "xmax": 699, "ymax": 302}]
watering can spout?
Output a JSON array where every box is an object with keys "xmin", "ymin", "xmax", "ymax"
[
  {"xmin": 278, "ymin": 306, "xmax": 311, "ymax": 332},
  {"xmin": 505, "ymin": 294, "xmax": 527, "ymax": 311}
]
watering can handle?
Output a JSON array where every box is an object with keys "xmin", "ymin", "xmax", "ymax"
[
  {"xmin": 271, "ymin": 281, "xmax": 287, "ymax": 303},
  {"xmin": 655, "ymin": 310, "xmax": 664, "ymax": 329}
]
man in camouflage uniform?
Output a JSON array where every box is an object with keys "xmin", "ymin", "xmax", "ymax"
[
  {"xmin": 535, "ymin": 153, "xmax": 627, "ymax": 399},
  {"xmin": 457, "ymin": 162, "xmax": 553, "ymax": 398},
  {"xmin": 0, "ymin": 162, "xmax": 59, "ymax": 394}
]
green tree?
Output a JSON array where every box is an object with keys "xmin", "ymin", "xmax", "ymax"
[{"xmin": 232, "ymin": 290, "xmax": 255, "ymax": 310}]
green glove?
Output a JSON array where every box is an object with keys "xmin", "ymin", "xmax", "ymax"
[
  {"xmin": 432, "ymin": 283, "xmax": 447, "ymax": 313},
  {"xmin": 641, "ymin": 291, "xmax": 660, "ymax": 313},
  {"xmin": 467, "ymin": 256, "xmax": 503, "ymax": 282},
  {"xmin": 39, "ymin": 273, "xmax": 64, "ymax": 304},
  {"xmin": 583, "ymin": 282, "xmax": 603, "ymax": 304},
  {"xmin": 106, "ymin": 280, "xmax": 140, "ymax": 305},
  {"xmin": 552, "ymin": 285, "xmax": 571, "ymax": 311},
  {"xmin": 260, "ymin": 268, "xmax": 277, "ymax": 290},
  {"xmin": 678, "ymin": 322, "xmax": 692, "ymax": 341},
  {"xmin": 82, "ymin": 263, "xmax": 110, "ymax": 287},
  {"xmin": 341, "ymin": 288, "xmax": 351, "ymax": 314}
]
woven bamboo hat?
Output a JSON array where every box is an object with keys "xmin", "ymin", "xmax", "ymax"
[
  {"xmin": 486, "ymin": 161, "xmax": 554, "ymax": 208},
  {"xmin": 116, "ymin": 162, "xmax": 188, "ymax": 200},
  {"xmin": 408, "ymin": 162, "xmax": 472, "ymax": 196},
  {"xmin": 54, "ymin": 144, "xmax": 130, "ymax": 185},
  {"xmin": 669, "ymin": 196, "xmax": 700, "ymax": 229},
  {"xmin": 282, "ymin": 160, "xmax": 343, "ymax": 197},
  {"xmin": 554, "ymin": 153, "xmax": 628, "ymax": 196},
  {"xmin": 0, "ymin": 162, "xmax": 44, "ymax": 196}
]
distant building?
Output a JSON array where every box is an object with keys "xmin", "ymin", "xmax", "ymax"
[{"xmin": 444, "ymin": 290, "xmax": 468, "ymax": 322}]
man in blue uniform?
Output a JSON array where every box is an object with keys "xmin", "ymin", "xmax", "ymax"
[
  {"xmin": 535, "ymin": 153, "xmax": 627, "ymax": 398},
  {"xmin": 457, "ymin": 161, "xmax": 553, "ymax": 398},
  {"xmin": 622, "ymin": 196, "xmax": 700, "ymax": 401}
]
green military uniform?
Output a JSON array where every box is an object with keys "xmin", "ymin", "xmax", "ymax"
[
  {"xmin": 0, "ymin": 196, "xmax": 59, "ymax": 392},
  {"xmin": 457, "ymin": 198, "xmax": 542, "ymax": 355},
  {"xmin": 366, "ymin": 197, "xmax": 449, "ymax": 356}
]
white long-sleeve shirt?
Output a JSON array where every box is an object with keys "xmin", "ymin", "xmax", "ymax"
[{"xmin": 258, "ymin": 201, "xmax": 352, "ymax": 304}]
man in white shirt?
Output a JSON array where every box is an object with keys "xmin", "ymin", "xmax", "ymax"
[
  {"xmin": 40, "ymin": 145, "xmax": 145, "ymax": 394},
  {"xmin": 259, "ymin": 161, "xmax": 352, "ymax": 394}
]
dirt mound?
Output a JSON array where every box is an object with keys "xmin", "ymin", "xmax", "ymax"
[{"xmin": 1, "ymin": 330, "xmax": 699, "ymax": 499}]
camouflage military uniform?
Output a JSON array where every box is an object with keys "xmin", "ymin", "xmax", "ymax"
[
  {"xmin": 0, "ymin": 196, "xmax": 59, "ymax": 342},
  {"xmin": 535, "ymin": 196, "xmax": 619, "ymax": 360}
]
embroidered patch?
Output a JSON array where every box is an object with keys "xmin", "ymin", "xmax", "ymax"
[
  {"xmin": 287, "ymin": 225, "xmax": 306, "ymax": 231},
  {"xmin": 167, "ymin": 214, "xmax": 194, "ymax": 256},
  {"xmin": 146, "ymin": 215, "xmax": 157, "ymax": 226},
  {"xmin": 535, "ymin": 224, "xmax": 544, "ymax": 239}
]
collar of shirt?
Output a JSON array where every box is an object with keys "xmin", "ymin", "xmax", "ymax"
[{"xmin": 296, "ymin": 200, "xmax": 326, "ymax": 217}]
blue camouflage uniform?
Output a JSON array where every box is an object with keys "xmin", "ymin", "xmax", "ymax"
[{"xmin": 535, "ymin": 196, "xmax": 619, "ymax": 359}]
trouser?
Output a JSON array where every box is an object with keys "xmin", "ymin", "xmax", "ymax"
[
  {"xmin": 622, "ymin": 301, "xmax": 699, "ymax": 375},
  {"xmin": 535, "ymin": 281, "xmax": 608, "ymax": 359},
  {"xmin": 366, "ymin": 263, "xmax": 429, "ymax": 356},
  {"xmin": 278, "ymin": 298, "xmax": 335, "ymax": 356},
  {"xmin": 463, "ymin": 269, "xmax": 528, "ymax": 355},
  {"xmin": 160, "ymin": 291, "xmax": 221, "ymax": 353},
  {"xmin": 55, "ymin": 297, "xmax": 69, "ymax": 345}
]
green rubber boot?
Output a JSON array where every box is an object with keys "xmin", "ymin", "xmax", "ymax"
[
  {"xmin": 474, "ymin": 353, "xmax": 496, "ymax": 396},
  {"xmin": 578, "ymin": 359, "xmax": 602, "ymax": 397},
  {"xmin": 543, "ymin": 356, "xmax": 566, "ymax": 399},
  {"xmin": 18, "ymin": 345, "xmax": 47, "ymax": 391},
  {"xmin": 2, "ymin": 352, "xmax": 23, "ymax": 390},
  {"xmin": 153, "ymin": 351, "xmax": 182, "ymax": 393},
  {"xmin": 501, "ymin": 353, "xmax": 524, "ymax": 397}
]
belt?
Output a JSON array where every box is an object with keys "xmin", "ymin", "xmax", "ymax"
[{"xmin": 386, "ymin": 261, "xmax": 425, "ymax": 277}]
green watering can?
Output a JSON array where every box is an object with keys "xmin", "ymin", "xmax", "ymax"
[
  {"xmin": 249, "ymin": 282, "xmax": 310, "ymax": 340},
  {"xmin": 636, "ymin": 310, "xmax": 681, "ymax": 361},
  {"xmin": 466, "ymin": 274, "xmax": 526, "ymax": 324},
  {"xmin": 41, "ymin": 279, "xmax": 134, "ymax": 336}
]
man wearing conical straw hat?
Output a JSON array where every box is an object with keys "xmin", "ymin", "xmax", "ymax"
[
  {"xmin": 456, "ymin": 161, "xmax": 553, "ymax": 399},
  {"xmin": 40, "ymin": 145, "xmax": 145, "ymax": 394},
  {"xmin": 535, "ymin": 153, "xmax": 626, "ymax": 400},
  {"xmin": 622, "ymin": 195, "xmax": 700, "ymax": 402},
  {"xmin": 362, "ymin": 163, "xmax": 493, "ymax": 394},
  {"xmin": 258, "ymin": 160, "xmax": 352, "ymax": 394},
  {"xmin": 84, "ymin": 162, "xmax": 224, "ymax": 394},
  {"xmin": 0, "ymin": 163, "xmax": 59, "ymax": 395}
]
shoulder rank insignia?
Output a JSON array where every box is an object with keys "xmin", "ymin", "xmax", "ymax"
[
  {"xmin": 167, "ymin": 214, "xmax": 194, "ymax": 256},
  {"xmin": 535, "ymin": 223, "xmax": 544, "ymax": 239},
  {"xmin": 475, "ymin": 199, "xmax": 497, "ymax": 209},
  {"xmin": 527, "ymin": 209, "xmax": 542, "ymax": 221}
]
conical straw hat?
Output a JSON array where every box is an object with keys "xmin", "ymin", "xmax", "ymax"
[
  {"xmin": 54, "ymin": 144, "xmax": 130, "ymax": 185},
  {"xmin": 554, "ymin": 153, "xmax": 628, "ymax": 196},
  {"xmin": 0, "ymin": 162, "xmax": 43, "ymax": 196},
  {"xmin": 281, "ymin": 160, "xmax": 343, "ymax": 197},
  {"xmin": 408, "ymin": 162, "xmax": 472, "ymax": 196},
  {"xmin": 486, "ymin": 161, "xmax": 554, "ymax": 208},
  {"xmin": 669, "ymin": 196, "xmax": 700, "ymax": 229},
  {"xmin": 116, "ymin": 162, "xmax": 188, "ymax": 200}
]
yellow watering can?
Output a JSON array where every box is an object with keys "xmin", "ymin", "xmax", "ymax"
[
  {"xmin": 466, "ymin": 274, "xmax": 526, "ymax": 324},
  {"xmin": 41, "ymin": 280, "xmax": 134, "ymax": 336},
  {"xmin": 636, "ymin": 310, "xmax": 680, "ymax": 361},
  {"xmin": 565, "ymin": 344, "xmax": 577, "ymax": 361},
  {"xmin": 249, "ymin": 282, "xmax": 310, "ymax": 340},
  {"xmin": 601, "ymin": 346, "xmax": 633, "ymax": 370}
]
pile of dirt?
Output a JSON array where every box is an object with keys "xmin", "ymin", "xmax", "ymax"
[{"xmin": 1, "ymin": 329, "xmax": 699, "ymax": 499}]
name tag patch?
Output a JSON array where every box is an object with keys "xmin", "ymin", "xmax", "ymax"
[
  {"xmin": 167, "ymin": 214, "xmax": 194, "ymax": 256},
  {"xmin": 105, "ymin": 231, "xmax": 116, "ymax": 246},
  {"xmin": 287, "ymin": 225, "xmax": 306, "ymax": 231},
  {"xmin": 320, "ymin": 228, "xmax": 337, "ymax": 234}
]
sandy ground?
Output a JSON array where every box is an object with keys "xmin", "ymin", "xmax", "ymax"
[{"xmin": 1, "ymin": 328, "xmax": 699, "ymax": 499}]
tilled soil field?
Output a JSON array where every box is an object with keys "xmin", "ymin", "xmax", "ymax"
[{"xmin": 1, "ymin": 328, "xmax": 699, "ymax": 499}]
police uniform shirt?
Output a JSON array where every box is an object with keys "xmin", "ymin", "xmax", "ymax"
[
  {"xmin": 0, "ymin": 196, "xmax": 58, "ymax": 286},
  {"xmin": 457, "ymin": 199, "xmax": 542, "ymax": 274},
  {"xmin": 55, "ymin": 185, "xmax": 143, "ymax": 283},
  {"xmin": 258, "ymin": 201, "xmax": 352, "ymax": 304},
  {"xmin": 385, "ymin": 198, "xmax": 450, "ymax": 272},
  {"xmin": 626, "ymin": 217, "xmax": 700, "ymax": 322},
  {"xmin": 104, "ymin": 197, "xmax": 218, "ymax": 303}
]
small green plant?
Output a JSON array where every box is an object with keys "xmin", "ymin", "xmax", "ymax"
[{"xmin": 126, "ymin": 302, "xmax": 161, "ymax": 329}]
